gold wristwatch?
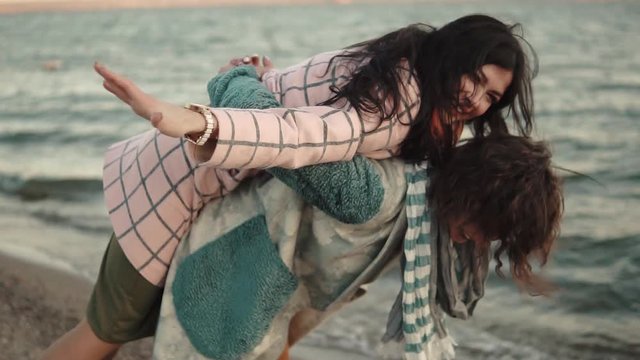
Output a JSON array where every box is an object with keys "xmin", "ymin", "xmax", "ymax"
[{"xmin": 183, "ymin": 103, "xmax": 217, "ymax": 146}]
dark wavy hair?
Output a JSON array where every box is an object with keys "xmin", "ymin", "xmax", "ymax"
[
  {"xmin": 429, "ymin": 135, "xmax": 564, "ymax": 293},
  {"xmin": 322, "ymin": 14, "xmax": 537, "ymax": 167}
]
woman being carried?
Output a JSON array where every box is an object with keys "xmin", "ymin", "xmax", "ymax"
[
  {"xmin": 97, "ymin": 14, "xmax": 531, "ymax": 285},
  {"xmin": 44, "ymin": 14, "xmax": 539, "ymax": 360}
]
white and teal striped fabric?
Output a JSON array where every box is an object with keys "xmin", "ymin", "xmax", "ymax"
[{"xmin": 402, "ymin": 162, "xmax": 455, "ymax": 360}]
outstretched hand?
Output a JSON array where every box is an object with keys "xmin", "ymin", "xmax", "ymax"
[{"xmin": 94, "ymin": 62, "xmax": 205, "ymax": 138}]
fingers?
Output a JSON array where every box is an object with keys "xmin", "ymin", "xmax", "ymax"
[
  {"xmin": 94, "ymin": 62, "xmax": 124, "ymax": 86},
  {"xmin": 262, "ymin": 55, "xmax": 274, "ymax": 72},
  {"xmin": 222, "ymin": 54, "xmax": 274, "ymax": 77},
  {"xmin": 262, "ymin": 55, "xmax": 273, "ymax": 67},
  {"xmin": 94, "ymin": 61, "xmax": 109, "ymax": 78},
  {"xmin": 241, "ymin": 54, "xmax": 260, "ymax": 66},
  {"xmin": 232, "ymin": 54, "xmax": 272, "ymax": 67},
  {"xmin": 229, "ymin": 58, "xmax": 243, "ymax": 66},
  {"xmin": 98, "ymin": 63, "xmax": 132, "ymax": 105},
  {"xmin": 94, "ymin": 62, "xmax": 139, "ymax": 96},
  {"xmin": 250, "ymin": 54, "xmax": 260, "ymax": 66},
  {"xmin": 102, "ymin": 80, "xmax": 131, "ymax": 105},
  {"xmin": 223, "ymin": 57, "xmax": 247, "ymax": 72}
]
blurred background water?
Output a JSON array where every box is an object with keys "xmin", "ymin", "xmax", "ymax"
[{"xmin": 0, "ymin": 1, "xmax": 638, "ymax": 359}]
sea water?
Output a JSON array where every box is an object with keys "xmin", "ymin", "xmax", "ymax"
[{"xmin": 0, "ymin": 1, "xmax": 638, "ymax": 359}]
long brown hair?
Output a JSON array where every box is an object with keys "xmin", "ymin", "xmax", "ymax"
[{"xmin": 430, "ymin": 135, "xmax": 564, "ymax": 292}]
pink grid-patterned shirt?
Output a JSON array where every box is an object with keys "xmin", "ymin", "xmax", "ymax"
[{"xmin": 103, "ymin": 49, "xmax": 420, "ymax": 285}]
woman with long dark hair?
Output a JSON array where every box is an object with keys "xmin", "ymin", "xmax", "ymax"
[
  {"xmin": 45, "ymin": 14, "xmax": 542, "ymax": 360},
  {"xmin": 91, "ymin": 14, "xmax": 536, "ymax": 285}
]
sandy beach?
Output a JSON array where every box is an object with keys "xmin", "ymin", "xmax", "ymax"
[
  {"xmin": 0, "ymin": 251, "xmax": 375, "ymax": 360},
  {"xmin": 0, "ymin": 251, "xmax": 152, "ymax": 360}
]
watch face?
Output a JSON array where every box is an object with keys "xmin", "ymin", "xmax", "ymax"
[{"xmin": 190, "ymin": 103, "xmax": 207, "ymax": 112}]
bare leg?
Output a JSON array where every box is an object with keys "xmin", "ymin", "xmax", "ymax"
[
  {"xmin": 277, "ymin": 308, "xmax": 324, "ymax": 360},
  {"xmin": 277, "ymin": 344, "xmax": 290, "ymax": 360},
  {"xmin": 41, "ymin": 318, "xmax": 121, "ymax": 360}
]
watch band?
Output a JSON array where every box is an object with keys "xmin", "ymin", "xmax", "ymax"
[{"xmin": 183, "ymin": 103, "xmax": 217, "ymax": 146}]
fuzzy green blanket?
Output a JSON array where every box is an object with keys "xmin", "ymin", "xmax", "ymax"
[{"xmin": 171, "ymin": 66, "xmax": 388, "ymax": 360}]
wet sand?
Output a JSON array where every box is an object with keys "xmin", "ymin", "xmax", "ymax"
[
  {"xmin": 0, "ymin": 252, "xmax": 152, "ymax": 360},
  {"xmin": 0, "ymin": 251, "xmax": 375, "ymax": 360}
]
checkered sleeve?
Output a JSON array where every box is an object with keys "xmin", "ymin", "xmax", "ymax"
[
  {"xmin": 260, "ymin": 49, "xmax": 350, "ymax": 106},
  {"xmin": 202, "ymin": 57, "xmax": 420, "ymax": 169},
  {"xmin": 103, "ymin": 129, "xmax": 258, "ymax": 285}
]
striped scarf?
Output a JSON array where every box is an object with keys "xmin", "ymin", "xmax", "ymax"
[{"xmin": 402, "ymin": 162, "xmax": 455, "ymax": 360}]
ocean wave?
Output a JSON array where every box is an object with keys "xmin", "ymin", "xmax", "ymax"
[
  {"xmin": 0, "ymin": 129, "xmax": 62, "ymax": 144},
  {"xmin": 568, "ymin": 332, "xmax": 640, "ymax": 360},
  {"xmin": 550, "ymin": 234, "xmax": 640, "ymax": 313},
  {"xmin": 536, "ymin": 107, "xmax": 640, "ymax": 119},
  {"xmin": 0, "ymin": 173, "xmax": 103, "ymax": 201},
  {"xmin": 558, "ymin": 234, "xmax": 639, "ymax": 264},
  {"xmin": 0, "ymin": 127, "xmax": 125, "ymax": 148},
  {"xmin": 29, "ymin": 208, "xmax": 112, "ymax": 235},
  {"xmin": 590, "ymin": 83, "xmax": 640, "ymax": 93},
  {"xmin": 617, "ymin": 172, "xmax": 640, "ymax": 182}
]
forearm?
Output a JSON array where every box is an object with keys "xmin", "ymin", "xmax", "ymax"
[
  {"xmin": 198, "ymin": 106, "xmax": 362, "ymax": 169},
  {"xmin": 202, "ymin": 65, "xmax": 360, "ymax": 167}
]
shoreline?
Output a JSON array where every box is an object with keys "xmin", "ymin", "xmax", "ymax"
[
  {"xmin": 0, "ymin": 0, "xmax": 317, "ymax": 14},
  {"xmin": 0, "ymin": 0, "xmax": 494, "ymax": 15},
  {"xmin": 0, "ymin": 0, "xmax": 383, "ymax": 15}
]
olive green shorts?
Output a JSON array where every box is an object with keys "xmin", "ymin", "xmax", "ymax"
[{"xmin": 86, "ymin": 234, "xmax": 163, "ymax": 343}]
